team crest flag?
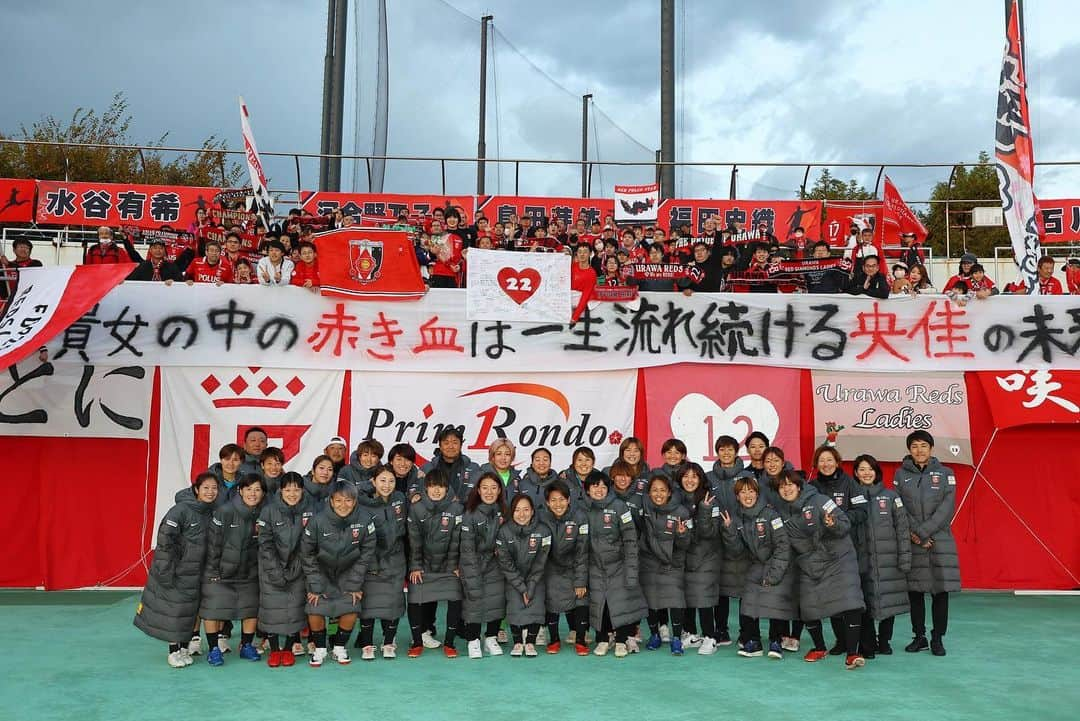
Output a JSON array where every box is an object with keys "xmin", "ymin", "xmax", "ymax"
[{"xmin": 317, "ymin": 228, "xmax": 426, "ymax": 300}]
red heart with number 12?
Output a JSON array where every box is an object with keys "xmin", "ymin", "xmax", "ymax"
[{"xmin": 497, "ymin": 267, "xmax": 542, "ymax": 304}]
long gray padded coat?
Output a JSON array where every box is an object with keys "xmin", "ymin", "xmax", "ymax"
[
  {"xmin": 681, "ymin": 491, "xmax": 723, "ymax": 609},
  {"xmin": 300, "ymin": 503, "xmax": 377, "ymax": 617},
  {"xmin": 356, "ymin": 490, "xmax": 408, "ymax": 621},
  {"xmin": 722, "ymin": 496, "xmax": 796, "ymax": 621},
  {"xmin": 496, "ymin": 516, "xmax": 552, "ymax": 626},
  {"xmin": 405, "ymin": 488, "xmax": 463, "ymax": 604},
  {"xmin": 537, "ymin": 505, "xmax": 589, "ymax": 614},
  {"xmin": 707, "ymin": 464, "xmax": 751, "ymax": 599},
  {"xmin": 894, "ymin": 456, "xmax": 961, "ymax": 594},
  {"xmin": 458, "ymin": 502, "xmax": 507, "ymax": 624},
  {"xmin": 583, "ymin": 489, "xmax": 647, "ymax": 631},
  {"xmin": 134, "ymin": 494, "xmax": 215, "ymax": 642},
  {"xmin": 200, "ymin": 494, "xmax": 264, "ymax": 621},
  {"xmin": 851, "ymin": 480, "xmax": 911, "ymax": 620},
  {"xmin": 256, "ymin": 491, "xmax": 318, "ymax": 634},
  {"xmin": 637, "ymin": 495, "xmax": 691, "ymax": 610}
]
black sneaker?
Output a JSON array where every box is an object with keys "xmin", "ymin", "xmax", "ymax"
[
  {"xmin": 828, "ymin": 642, "xmax": 845, "ymax": 656},
  {"xmin": 862, "ymin": 649, "xmax": 876, "ymax": 660},
  {"xmin": 878, "ymin": 641, "xmax": 893, "ymax": 655},
  {"xmin": 905, "ymin": 636, "xmax": 929, "ymax": 653},
  {"xmin": 716, "ymin": 630, "xmax": 732, "ymax": 646},
  {"xmin": 930, "ymin": 638, "xmax": 947, "ymax": 657}
]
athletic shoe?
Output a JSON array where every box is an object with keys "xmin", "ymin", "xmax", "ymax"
[
  {"xmin": 716, "ymin": 630, "xmax": 733, "ymax": 646},
  {"xmin": 575, "ymin": 643, "xmax": 589, "ymax": 656},
  {"xmin": 737, "ymin": 640, "xmax": 763, "ymax": 658},
  {"xmin": 905, "ymin": 636, "xmax": 929, "ymax": 653},
  {"xmin": 239, "ymin": 643, "xmax": 261, "ymax": 661},
  {"xmin": 845, "ymin": 654, "xmax": 866, "ymax": 669},
  {"xmin": 670, "ymin": 638, "xmax": 684, "ymax": 656},
  {"xmin": 567, "ymin": 630, "xmax": 576, "ymax": 644},
  {"xmin": 536, "ymin": 627, "xmax": 547, "ymax": 646},
  {"xmin": 267, "ymin": 650, "xmax": 283, "ymax": 668},
  {"xmin": 207, "ymin": 647, "xmax": 225, "ymax": 666},
  {"xmin": 593, "ymin": 641, "xmax": 610, "ymax": 656},
  {"xmin": 168, "ymin": 650, "xmax": 187, "ymax": 668},
  {"xmin": 217, "ymin": 637, "xmax": 232, "ymax": 654},
  {"xmin": 645, "ymin": 633, "xmax": 662, "ymax": 651},
  {"xmin": 781, "ymin": 636, "xmax": 800, "ymax": 652},
  {"xmin": 613, "ymin": 642, "xmax": 628, "ymax": 658},
  {"xmin": 524, "ymin": 643, "xmax": 538, "ymax": 657},
  {"xmin": 178, "ymin": 648, "xmax": 194, "ymax": 666},
  {"xmin": 862, "ymin": 650, "xmax": 877, "ymax": 660},
  {"xmin": 828, "ymin": 642, "xmax": 845, "ymax": 656},
  {"xmin": 625, "ymin": 637, "xmax": 640, "ymax": 654},
  {"xmin": 361, "ymin": 646, "xmax": 376, "ymax": 661},
  {"xmin": 484, "ymin": 637, "xmax": 503, "ymax": 656},
  {"xmin": 546, "ymin": 641, "xmax": 562, "ymax": 655},
  {"xmin": 306, "ymin": 641, "xmax": 317, "ymax": 656},
  {"xmin": 681, "ymin": 632, "xmax": 703, "ymax": 648},
  {"xmin": 407, "ymin": 645, "xmax": 423, "ymax": 659},
  {"xmin": 697, "ymin": 638, "xmax": 717, "ymax": 656},
  {"xmin": 659, "ymin": 624, "xmax": 671, "ymax": 643},
  {"xmin": 468, "ymin": 639, "xmax": 483, "ymax": 659},
  {"xmin": 382, "ymin": 644, "xmax": 396, "ymax": 660},
  {"xmin": 187, "ymin": 635, "xmax": 202, "ymax": 656},
  {"xmin": 878, "ymin": 641, "xmax": 894, "ymax": 655},
  {"xmin": 309, "ymin": 648, "xmax": 327, "ymax": 667},
  {"xmin": 421, "ymin": 630, "xmax": 442, "ymax": 649},
  {"xmin": 510, "ymin": 643, "xmax": 524, "ymax": 657},
  {"xmin": 258, "ymin": 636, "xmax": 271, "ymax": 653},
  {"xmin": 443, "ymin": 645, "xmax": 458, "ymax": 659},
  {"xmin": 803, "ymin": 649, "xmax": 828, "ymax": 662},
  {"xmin": 930, "ymin": 638, "xmax": 947, "ymax": 657},
  {"xmin": 497, "ymin": 628, "xmax": 508, "ymax": 644},
  {"xmin": 332, "ymin": 646, "xmax": 352, "ymax": 664},
  {"xmin": 768, "ymin": 641, "xmax": 783, "ymax": 659},
  {"xmin": 291, "ymin": 642, "xmax": 305, "ymax": 656},
  {"xmin": 280, "ymin": 652, "xmax": 295, "ymax": 667}
]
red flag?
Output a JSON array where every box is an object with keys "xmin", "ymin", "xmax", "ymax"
[
  {"xmin": 316, "ymin": 228, "xmax": 427, "ymax": 301},
  {"xmin": 882, "ymin": 176, "xmax": 928, "ymax": 243}
]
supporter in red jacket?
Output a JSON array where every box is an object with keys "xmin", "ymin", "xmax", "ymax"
[
  {"xmin": 1037, "ymin": 256, "xmax": 1064, "ymax": 295},
  {"xmin": 83, "ymin": 226, "xmax": 134, "ymax": 265},
  {"xmin": 291, "ymin": 241, "xmax": 321, "ymax": 291},
  {"xmin": 942, "ymin": 253, "xmax": 977, "ymax": 292},
  {"xmin": 185, "ymin": 240, "xmax": 234, "ymax": 285},
  {"xmin": 428, "ymin": 218, "xmax": 463, "ymax": 289},
  {"xmin": 1, "ymin": 236, "xmax": 44, "ymax": 299}
]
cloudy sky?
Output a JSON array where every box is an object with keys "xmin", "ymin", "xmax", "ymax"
[{"xmin": 2, "ymin": 0, "xmax": 1078, "ymax": 206}]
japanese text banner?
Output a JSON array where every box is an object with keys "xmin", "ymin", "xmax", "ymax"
[
  {"xmin": 976, "ymin": 370, "xmax": 1080, "ymax": 428},
  {"xmin": 477, "ymin": 195, "xmax": 614, "ymax": 229},
  {"xmin": 659, "ymin": 199, "xmax": 823, "ymax": 241},
  {"xmin": 35, "ymin": 180, "xmax": 223, "ymax": 230},
  {"xmin": 301, "ymin": 191, "xmax": 475, "ymax": 223},
  {"xmin": 41, "ymin": 283, "xmax": 1080, "ymax": 373}
]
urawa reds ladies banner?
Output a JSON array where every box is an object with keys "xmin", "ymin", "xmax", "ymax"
[{"xmin": 350, "ymin": 370, "xmax": 637, "ymax": 471}]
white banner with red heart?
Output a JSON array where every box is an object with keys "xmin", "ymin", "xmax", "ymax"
[{"xmin": 465, "ymin": 248, "xmax": 571, "ymax": 323}]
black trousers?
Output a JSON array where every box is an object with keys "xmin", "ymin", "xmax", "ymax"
[
  {"xmin": 713, "ymin": 596, "xmax": 731, "ymax": 632},
  {"xmin": 357, "ymin": 618, "xmax": 399, "ymax": 647},
  {"xmin": 909, "ymin": 591, "xmax": 949, "ymax": 637},
  {"xmin": 738, "ymin": 614, "xmax": 786, "ymax": 645},
  {"xmin": 681, "ymin": 607, "xmax": 716, "ymax": 639},
  {"xmin": 597, "ymin": 603, "xmax": 636, "ymax": 644},
  {"xmin": 859, "ymin": 613, "xmax": 895, "ymax": 653},
  {"xmin": 509, "ymin": 624, "xmax": 540, "ymax": 644},
  {"xmin": 464, "ymin": 620, "xmax": 501, "ymax": 642},
  {"xmin": 546, "ymin": 607, "xmax": 588, "ymax": 643},
  {"xmin": 408, "ymin": 600, "xmax": 461, "ymax": 646},
  {"xmin": 647, "ymin": 608, "xmax": 683, "ymax": 638}
]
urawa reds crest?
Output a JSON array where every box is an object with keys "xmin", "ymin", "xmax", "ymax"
[{"xmin": 349, "ymin": 239, "xmax": 384, "ymax": 283}]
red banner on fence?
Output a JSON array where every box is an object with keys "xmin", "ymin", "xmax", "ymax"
[
  {"xmin": 658, "ymin": 199, "xmax": 824, "ymax": 241},
  {"xmin": 0, "ymin": 178, "xmax": 36, "ymax": 223},
  {"xmin": 976, "ymin": 370, "xmax": 1080, "ymax": 428},
  {"xmin": 476, "ymin": 195, "xmax": 615, "ymax": 229},
  {"xmin": 1040, "ymin": 199, "xmax": 1080, "ymax": 244},
  {"xmin": 35, "ymin": 180, "xmax": 223, "ymax": 230},
  {"xmin": 317, "ymin": 228, "xmax": 427, "ymax": 301},
  {"xmin": 823, "ymin": 201, "xmax": 884, "ymax": 251},
  {"xmin": 301, "ymin": 191, "xmax": 475, "ymax": 224}
]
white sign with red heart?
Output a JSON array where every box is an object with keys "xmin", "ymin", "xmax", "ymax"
[
  {"xmin": 466, "ymin": 248, "xmax": 571, "ymax": 323},
  {"xmin": 670, "ymin": 392, "xmax": 781, "ymax": 463}
]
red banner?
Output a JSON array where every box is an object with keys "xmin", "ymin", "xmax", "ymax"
[
  {"xmin": 1040, "ymin": 199, "xmax": 1080, "ymax": 244},
  {"xmin": 823, "ymin": 201, "xmax": 884, "ymax": 251},
  {"xmin": 882, "ymin": 176, "xmax": 928, "ymax": 243},
  {"xmin": 35, "ymin": 180, "xmax": 223, "ymax": 230},
  {"xmin": 976, "ymin": 370, "xmax": 1080, "ymax": 428},
  {"xmin": 0, "ymin": 178, "xmax": 36, "ymax": 223},
  {"xmin": 477, "ymin": 195, "xmax": 614, "ymax": 229},
  {"xmin": 316, "ymin": 228, "xmax": 426, "ymax": 301},
  {"xmin": 658, "ymin": 199, "xmax": 824, "ymax": 241},
  {"xmin": 301, "ymin": 191, "xmax": 475, "ymax": 224}
]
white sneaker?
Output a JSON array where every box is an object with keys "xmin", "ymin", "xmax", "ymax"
[
  {"xmin": 536, "ymin": 626, "xmax": 547, "ymax": 646},
  {"xmin": 332, "ymin": 646, "xmax": 352, "ymax": 664},
  {"xmin": 361, "ymin": 645, "xmax": 376, "ymax": 661},
  {"xmin": 682, "ymin": 632, "xmax": 703, "ymax": 648},
  {"xmin": 698, "ymin": 637, "xmax": 718, "ymax": 656},
  {"xmin": 510, "ymin": 643, "xmax": 524, "ymax": 657},
  {"xmin": 484, "ymin": 636, "xmax": 504, "ymax": 656},
  {"xmin": 179, "ymin": 648, "xmax": 194, "ymax": 666},
  {"xmin": 291, "ymin": 642, "xmax": 305, "ymax": 656},
  {"xmin": 781, "ymin": 636, "xmax": 800, "ymax": 652},
  {"xmin": 497, "ymin": 628, "xmax": 508, "ymax": 643},
  {"xmin": 593, "ymin": 641, "xmax": 610, "ymax": 656},
  {"xmin": 659, "ymin": 624, "xmax": 671, "ymax": 643},
  {"xmin": 524, "ymin": 643, "xmax": 537, "ymax": 657},
  {"xmin": 614, "ymin": 642, "xmax": 628, "ymax": 658},
  {"xmin": 309, "ymin": 648, "xmax": 328, "ymax": 667},
  {"xmin": 625, "ymin": 637, "xmax": 640, "ymax": 654},
  {"xmin": 567, "ymin": 630, "xmax": 576, "ymax": 644},
  {"xmin": 187, "ymin": 635, "xmax": 202, "ymax": 656},
  {"xmin": 421, "ymin": 630, "xmax": 442, "ymax": 649},
  {"xmin": 217, "ymin": 636, "xmax": 232, "ymax": 654},
  {"xmin": 306, "ymin": 641, "xmax": 317, "ymax": 655},
  {"xmin": 167, "ymin": 650, "xmax": 187, "ymax": 668},
  {"xmin": 467, "ymin": 639, "xmax": 483, "ymax": 659},
  {"xmin": 382, "ymin": 644, "xmax": 396, "ymax": 659}
]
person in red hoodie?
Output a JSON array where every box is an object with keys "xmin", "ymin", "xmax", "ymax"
[
  {"xmin": 185, "ymin": 239, "xmax": 234, "ymax": 285},
  {"xmin": 83, "ymin": 226, "xmax": 134, "ymax": 265},
  {"xmin": 428, "ymin": 218, "xmax": 463, "ymax": 288},
  {"xmin": 291, "ymin": 241, "xmax": 321, "ymax": 292}
]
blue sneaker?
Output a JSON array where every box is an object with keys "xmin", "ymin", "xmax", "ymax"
[
  {"xmin": 207, "ymin": 647, "xmax": 224, "ymax": 666},
  {"xmin": 238, "ymin": 643, "xmax": 261, "ymax": 661},
  {"xmin": 737, "ymin": 640, "xmax": 763, "ymax": 657},
  {"xmin": 645, "ymin": 633, "xmax": 662, "ymax": 651},
  {"xmin": 670, "ymin": 637, "xmax": 684, "ymax": 656},
  {"xmin": 768, "ymin": 641, "xmax": 783, "ymax": 659}
]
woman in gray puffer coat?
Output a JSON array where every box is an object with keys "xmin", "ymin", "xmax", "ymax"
[
  {"xmin": 134, "ymin": 472, "xmax": 219, "ymax": 668},
  {"xmin": 851, "ymin": 454, "xmax": 910, "ymax": 658},
  {"xmin": 772, "ymin": 469, "xmax": 865, "ymax": 668},
  {"xmin": 707, "ymin": 434, "xmax": 751, "ymax": 646},
  {"xmin": 458, "ymin": 471, "xmax": 508, "ymax": 658},
  {"xmin": 200, "ymin": 473, "xmax": 266, "ymax": 665},
  {"xmin": 676, "ymin": 463, "xmax": 723, "ymax": 655},
  {"xmin": 496, "ymin": 494, "xmax": 552, "ymax": 656},
  {"xmin": 537, "ymin": 479, "xmax": 589, "ymax": 654},
  {"xmin": 638, "ymin": 472, "xmax": 692, "ymax": 655},
  {"xmin": 257, "ymin": 473, "xmax": 317, "ymax": 666},
  {"xmin": 354, "ymin": 464, "xmax": 409, "ymax": 660},
  {"xmin": 517, "ymin": 447, "xmax": 582, "ymax": 509}
]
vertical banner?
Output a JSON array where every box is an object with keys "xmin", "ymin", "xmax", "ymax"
[
  {"xmin": 238, "ymin": 96, "xmax": 274, "ymax": 231},
  {"xmin": 614, "ymin": 183, "xmax": 659, "ymax": 224},
  {"xmin": 811, "ymin": 371, "xmax": 972, "ymax": 464},
  {"xmin": 882, "ymin": 176, "xmax": 929, "ymax": 243},
  {"xmin": 643, "ymin": 364, "xmax": 801, "ymax": 466},
  {"xmin": 155, "ymin": 367, "xmax": 345, "ymax": 531},
  {"xmin": 466, "ymin": 248, "xmax": 571, "ymax": 323},
  {"xmin": 350, "ymin": 371, "xmax": 637, "ymax": 471}
]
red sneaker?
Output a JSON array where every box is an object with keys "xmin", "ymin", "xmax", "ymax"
[
  {"xmin": 281, "ymin": 651, "xmax": 295, "ymax": 667},
  {"xmin": 546, "ymin": 641, "xmax": 561, "ymax": 655},
  {"xmin": 575, "ymin": 643, "xmax": 590, "ymax": 656},
  {"xmin": 443, "ymin": 645, "xmax": 459, "ymax": 659},
  {"xmin": 845, "ymin": 654, "xmax": 866, "ymax": 670},
  {"xmin": 803, "ymin": 649, "xmax": 828, "ymax": 663},
  {"xmin": 407, "ymin": 646, "xmax": 423, "ymax": 659},
  {"xmin": 267, "ymin": 650, "xmax": 282, "ymax": 668}
]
